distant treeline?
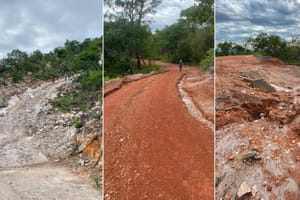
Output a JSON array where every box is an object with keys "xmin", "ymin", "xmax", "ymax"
[
  {"xmin": 104, "ymin": 0, "xmax": 214, "ymax": 78},
  {"xmin": 0, "ymin": 38, "xmax": 102, "ymax": 91},
  {"xmin": 216, "ymin": 33, "xmax": 300, "ymax": 66}
]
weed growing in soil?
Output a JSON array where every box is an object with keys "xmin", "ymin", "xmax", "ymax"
[
  {"xmin": 138, "ymin": 64, "xmax": 161, "ymax": 74},
  {"xmin": 93, "ymin": 176, "xmax": 101, "ymax": 188},
  {"xmin": 74, "ymin": 119, "xmax": 83, "ymax": 128}
]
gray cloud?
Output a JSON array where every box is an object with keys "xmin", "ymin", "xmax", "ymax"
[
  {"xmin": 149, "ymin": 0, "xmax": 194, "ymax": 31},
  {"xmin": 0, "ymin": 0, "xmax": 102, "ymax": 58},
  {"xmin": 216, "ymin": 0, "xmax": 300, "ymax": 43},
  {"xmin": 104, "ymin": 0, "xmax": 194, "ymax": 31}
]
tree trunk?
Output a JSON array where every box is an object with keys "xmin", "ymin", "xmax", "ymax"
[
  {"xmin": 136, "ymin": 54, "xmax": 141, "ymax": 69},
  {"xmin": 142, "ymin": 59, "xmax": 146, "ymax": 65}
]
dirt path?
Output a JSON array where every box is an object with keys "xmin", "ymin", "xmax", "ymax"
[
  {"xmin": 0, "ymin": 79, "xmax": 101, "ymax": 200},
  {"xmin": 104, "ymin": 63, "xmax": 214, "ymax": 199}
]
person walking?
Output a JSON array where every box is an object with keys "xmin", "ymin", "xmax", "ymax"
[
  {"xmin": 179, "ymin": 59, "xmax": 183, "ymax": 72},
  {"xmin": 64, "ymin": 72, "xmax": 68, "ymax": 81}
]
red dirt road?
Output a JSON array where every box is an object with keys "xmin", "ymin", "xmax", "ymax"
[{"xmin": 104, "ymin": 63, "xmax": 213, "ymax": 199}]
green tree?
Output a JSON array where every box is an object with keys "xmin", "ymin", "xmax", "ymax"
[
  {"xmin": 246, "ymin": 33, "xmax": 287, "ymax": 58},
  {"xmin": 200, "ymin": 48, "xmax": 214, "ymax": 71},
  {"xmin": 181, "ymin": 0, "xmax": 214, "ymax": 26},
  {"xmin": 105, "ymin": 20, "xmax": 151, "ymax": 75},
  {"xmin": 106, "ymin": 0, "xmax": 162, "ymax": 24},
  {"xmin": 152, "ymin": 1, "xmax": 214, "ymax": 65},
  {"xmin": 217, "ymin": 42, "xmax": 233, "ymax": 56},
  {"xmin": 105, "ymin": 0, "xmax": 162, "ymax": 69},
  {"xmin": 0, "ymin": 38, "xmax": 102, "ymax": 81}
]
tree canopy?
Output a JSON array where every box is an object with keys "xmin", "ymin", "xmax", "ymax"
[
  {"xmin": 152, "ymin": 0, "xmax": 214, "ymax": 64},
  {"xmin": 105, "ymin": 0, "xmax": 162, "ymax": 25},
  {"xmin": 0, "ymin": 38, "xmax": 102, "ymax": 86},
  {"xmin": 217, "ymin": 33, "xmax": 300, "ymax": 66},
  {"xmin": 104, "ymin": 0, "xmax": 214, "ymax": 77}
]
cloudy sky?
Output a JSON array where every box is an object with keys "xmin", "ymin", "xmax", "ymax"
[
  {"xmin": 149, "ymin": 0, "xmax": 194, "ymax": 31},
  {"xmin": 216, "ymin": 0, "xmax": 300, "ymax": 43},
  {"xmin": 0, "ymin": 0, "xmax": 102, "ymax": 58}
]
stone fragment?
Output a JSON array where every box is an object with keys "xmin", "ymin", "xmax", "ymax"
[
  {"xmin": 251, "ymin": 185, "xmax": 258, "ymax": 196},
  {"xmin": 237, "ymin": 181, "xmax": 252, "ymax": 198},
  {"xmin": 267, "ymin": 185, "xmax": 272, "ymax": 191}
]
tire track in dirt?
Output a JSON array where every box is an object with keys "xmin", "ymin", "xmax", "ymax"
[{"xmin": 104, "ymin": 63, "xmax": 213, "ymax": 200}]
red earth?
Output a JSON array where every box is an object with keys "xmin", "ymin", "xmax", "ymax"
[
  {"xmin": 104, "ymin": 62, "xmax": 214, "ymax": 200},
  {"xmin": 216, "ymin": 55, "xmax": 300, "ymax": 200}
]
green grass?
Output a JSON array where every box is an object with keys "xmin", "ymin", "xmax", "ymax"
[
  {"xmin": 104, "ymin": 64, "xmax": 161, "ymax": 81},
  {"xmin": 93, "ymin": 176, "xmax": 101, "ymax": 188},
  {"xmin": 157, "ymin": 55, "xmax": 170, "ymax": 62},
  {"xmin": 138, "ymin": 64, "xmax": 161, "ymax": 74},
  {"xmin": 52, "ymin": 90, "xmax": 100, "ymax": 112},
  {"xmin": 52, "ymin": 94, "xmax": 74, "ymax": 112},
  {"xmin": 200, "ymin": 48, "xmax": 214, "ymax": 71},
  {"xmin": 74, "ymin": 119, "xmax": 83, "ymax": 128},
  {"xmin": 93, "ymin": 114, "xmax": 101, "ymax": 120},
  {"xmin": 104, "ymin": 76, "xmax": 112, "ymax": 82}
]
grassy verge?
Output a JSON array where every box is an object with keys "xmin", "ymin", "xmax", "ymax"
[
  {"xmin": 52, "ymin": 90, "xmax": 100, "ymax": 112},
  {"xmin": 105, "ymin": 64, "xmax": 161, "ymax": 81},
  {"xmin": 199, "ymin": 48, "xmax": 214, "ymax": 71},
  {"xmin": 138, "ymin": 64, "xmax": 161, "ymax": 74}
]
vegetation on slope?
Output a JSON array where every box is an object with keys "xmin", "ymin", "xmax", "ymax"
[
  {"xmin": 216, "ymin": 33, "xmax": 300, "ymax": 66},
  {"xmin": 0, "ymin": 38, "xmax": 102, "ymax": 111}
]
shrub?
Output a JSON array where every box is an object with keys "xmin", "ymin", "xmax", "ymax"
[
  {"xmin": 139, "ymin": 64, "xmax": 161, "ymax": 74},
  {"xmin": 52, "ymin": 94, "xmax": 74, "ymax": 112},
  {"xmin": 52, "ymin": 91, "xmax": 99, "ymax": 112},
  {"xmin": 11, "ymin": 69, "xmax": 23, "ymax": 83},
  {"xmin": 75, "ymin": 119, "xmax": 83, "ymax": 128},
  {"xmin": 200, "ymin": 48, "xmax": 214, "ymax": 71}
]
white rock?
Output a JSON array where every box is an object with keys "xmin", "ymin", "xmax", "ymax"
[
  {"xmin": 0, "ymin": 109, "xmax": 7, "ymax": 117},
  {"xmin": 237, "ymin": 181, "xmax": 252, "ymax": 198},
  {"xmin": 251, "ymin": 185, "xmax": 258, "ymax": 196}
]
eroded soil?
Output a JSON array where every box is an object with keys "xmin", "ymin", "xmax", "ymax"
[
  {"xmin": 104, "ymin": 62, "xmax": 214, "ymax": 200},
  {"xmin": 216, "ymin": 55, "xmax": 300, "ymax": 200},
  {"xmin": 0, "ymin": 79, "xmax": 101, "ymax": 200}
]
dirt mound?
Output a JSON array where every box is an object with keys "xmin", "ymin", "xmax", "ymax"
[
  {"xmin": 216, "ymin": 55, "xmax": 300, "ymax": 199},
  {"xmin": 257, "ymin": 56, "xmax": 286, "ymax": 65},
  {"xmin": 217, "ymin": 55, "xmax": 286, "ymax": 67},
  {"xmin": 181, "ymin": 67, "xmax": 214, "ymax": 123}
]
